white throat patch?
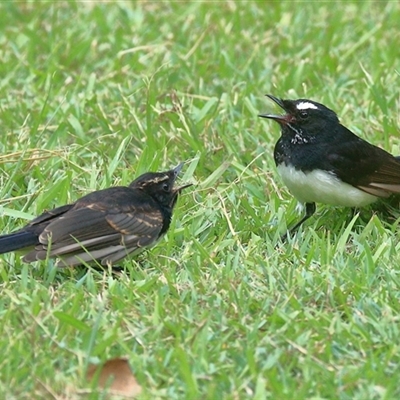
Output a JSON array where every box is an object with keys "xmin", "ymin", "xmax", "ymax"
[{"xmin": 296, "ymin": 102, "xmax": 318, "ymax": 111}]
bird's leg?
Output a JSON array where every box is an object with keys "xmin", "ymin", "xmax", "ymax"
[{"xmin": 280, "ymin": 202, "xmax": 316, "ymax": 241}]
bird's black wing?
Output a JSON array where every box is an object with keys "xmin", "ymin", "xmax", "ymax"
[
  {"xmin": 325, "ymin": 135, "xmax": 400, "ymax": 197},
  {"xmin": 27, "ymin": 204, "xmax": 75, "ymax": 227},
  {"xmin": 23, "ymin": 187, "xmax": 164, "ymax": 266}
]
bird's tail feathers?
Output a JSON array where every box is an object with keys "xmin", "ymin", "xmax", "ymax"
[{"xmin": 0, "ymin": 231, "xmax": 38, "ymax": 254}]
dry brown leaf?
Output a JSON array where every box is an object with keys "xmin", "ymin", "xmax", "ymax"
[{"xmin": 86, "ymin": 357, "xmax": 142, "ymax": 397}]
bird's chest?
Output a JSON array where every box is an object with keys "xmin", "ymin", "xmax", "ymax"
[
  {"xmin": 273, "ymin": 132, "xmax": 314, "ymax": 167},
  {"xmin": 273, "ymin": 132, "xmax": 378, "ymax": 207},
  {"xmin": 276, "ymin": 163, "xmax": 377, "ymax": 207},
  {"xmin": 159, "ymin": 207, "xmax": 173, "ymax": 236}
]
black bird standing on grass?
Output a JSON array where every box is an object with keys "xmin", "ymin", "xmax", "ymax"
[
  {"xmin": 259, "ymin": 95, "xmax": 400, "ymax": 238},
  {"xmin": 0, "ymin": 163, "xmax": 192, "ymax": 266}
]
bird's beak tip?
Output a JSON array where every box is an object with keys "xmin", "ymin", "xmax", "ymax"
[
  {"xmin": 173, "ymin": 162, "xmax": 185, "ymax": 176},
  {"xmin": 260, "ymin": 95, "xmax": 286, "ymax": 118},
  {"xmin": 265, "ymin": 94, "xmax": 284, "ymax": 108},
  {"xmin": 258, "ymin": 113, "xmax": 282, "ymax": 120},
  {"xmin": 178, "ymin": 183, "xmax": 193, "ymax": 190},
  {"xmin": 174, "ymin": 182, "xmax": 193, "ymax": 194}
]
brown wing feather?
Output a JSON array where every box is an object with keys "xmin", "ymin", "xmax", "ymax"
[
  {"xmin": 326, "ymin": 136, "xmax": 400, "ymax": 198},
  {"xmin": 23, "ymin": 203, "xmax": 164, "ymax": 265},
  {"xmin": 356, "ymin": 157, "xmax": 400, "ymax": 196}
]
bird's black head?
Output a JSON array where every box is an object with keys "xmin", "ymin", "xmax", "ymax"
[
  {"xmin": 259, "ymin": 95, "xmax": 340, "ymax": 139},
  {"xmin": 130, "ymin": 163, "xmax": 192, "ymax": 208}
]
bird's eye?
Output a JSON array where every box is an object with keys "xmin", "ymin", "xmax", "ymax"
[
  {"xmin": 162, "ymin": 183, "xmax": 170, "ymax": 192},
  {"xmin": 299, "ymin": 111, "xmax": 308, "ymax": 120}
]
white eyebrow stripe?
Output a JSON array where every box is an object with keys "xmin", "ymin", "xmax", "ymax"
[{"xmin": 296, "ymin": 102, "xmax": 318, "ymax": 110}]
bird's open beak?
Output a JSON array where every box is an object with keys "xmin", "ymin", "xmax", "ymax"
[
  {"xmin": 175, "ymin": 183, "xmax": 193, "ymax": 193},
  {"xmin": 173, "ymin": 162, "xmax": 185, "ymax": 177},
  {"xmin": 258, "ymin": 94, "xmax": 291, "ymax": 125},
  {"xmin": 172, "ymin": 163, "xmax": 193, "ymax": 192},
  {"xmin": 265, "ymin": 94, "xmax": 285, "ymax": 109}
]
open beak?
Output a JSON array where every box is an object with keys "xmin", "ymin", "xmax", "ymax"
[
  {"xmin": 172, "ymin": 162, "xmax": 193, "ymax": 192},
  {"xmin": 265, "ymin": 94, "xmax": 285, "ymax": 109},
  {"xmin": 170, "ymin": 181, "xmax": 193, "ymax": 208},
  {"xmin": 173, "ymin": 162, "xmax": 185, "ymax": 177},
  {"xmin": 175, "ymin": 183, "xmax": 193, "ymax": 193},
  {"xmin": 258, "ymin": 94, "xmax": 290, "ymax": 124}
]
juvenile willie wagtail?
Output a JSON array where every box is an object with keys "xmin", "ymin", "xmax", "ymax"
[
  {"xmin": 259, "ymin": 95, "xmax": 400, "ymax": 237},
  {"xmin": 0, "ymin": 164, "xmax": 192, "ymax": 266}
]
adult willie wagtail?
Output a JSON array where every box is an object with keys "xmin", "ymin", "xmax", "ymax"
[
  {"xmin": 0, "ymin": 164, "xmax": 191, "ymax": 266},
  {"xmin": 259, "ymin": 95, "xmax": 400, "ymax": 237}
]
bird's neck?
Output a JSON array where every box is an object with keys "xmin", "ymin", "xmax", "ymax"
[
  {"xmin": 159, "ymin": 205, "xmax": 173, "ymax": 236},
  {"xmin": 280, "ymin": 125, "xmax": 315, "ymax": 145}
]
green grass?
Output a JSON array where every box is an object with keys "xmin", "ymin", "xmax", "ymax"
[{"xmin": 1, "ymin": 1, "xmax": 400, "ymax": 398}]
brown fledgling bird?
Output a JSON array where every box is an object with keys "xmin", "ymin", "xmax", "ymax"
[{"xmin": 0, "ymin": 163, "xmax": 191, "ymax": 266}]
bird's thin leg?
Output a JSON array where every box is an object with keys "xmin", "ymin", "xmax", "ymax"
[{"xmin": 280, "ymin": 202, "xmax": 316, "ymax": 241}]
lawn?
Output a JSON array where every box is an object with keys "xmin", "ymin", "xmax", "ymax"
[{"xmin": 1, "ymin": 1, "xmax": 400, "ymax": 399}]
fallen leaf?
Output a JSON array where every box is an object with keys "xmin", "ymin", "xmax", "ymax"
[{"xmin": 86, "ymin": 357, "xmax": 142, "ymax": 397}]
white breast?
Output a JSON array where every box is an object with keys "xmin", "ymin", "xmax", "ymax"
[{"xmin": 277, "ymin": 164, "xmax": 378, "ymax": 207}]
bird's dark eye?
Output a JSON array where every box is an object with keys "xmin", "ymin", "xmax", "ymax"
[
  {"xmin": 299, "ymin": 111, "xmax": 308, "ymax": 120},
  {"xmin": 162, "ymin": 183, "xmax": 170, "ymax": 192}
]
